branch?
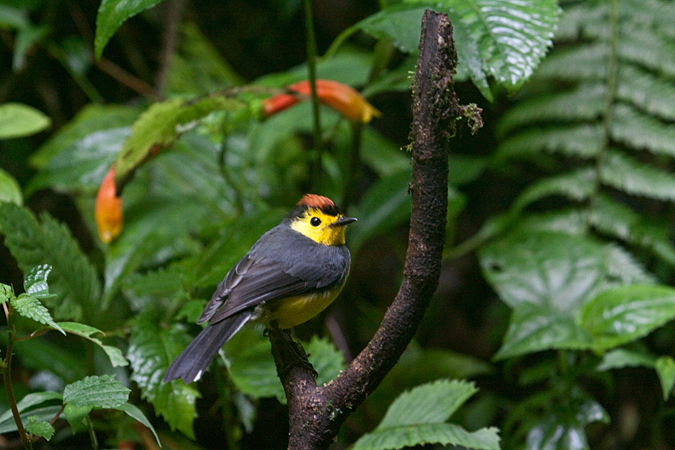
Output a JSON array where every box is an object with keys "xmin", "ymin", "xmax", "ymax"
[{"xmin": 269, "ymin": 10, "xmax": 467, "ymax": 449}]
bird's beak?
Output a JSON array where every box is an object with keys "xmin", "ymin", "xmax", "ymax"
[{"xmin": 331, "ymin": 216, "xmax": 357, "ymax": 227}]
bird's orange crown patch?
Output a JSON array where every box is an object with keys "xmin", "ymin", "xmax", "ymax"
[{"xmin": 297, "ymin": 194, "xmax": 340, "ymax": 215}]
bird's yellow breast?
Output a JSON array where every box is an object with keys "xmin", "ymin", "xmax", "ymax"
[{"xmin": 263, "ymin": 284, "xmax": 345, "ymax": 329}]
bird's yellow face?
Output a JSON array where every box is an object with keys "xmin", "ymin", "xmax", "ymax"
[{"xmin": 290, "ymin": 207, "xmax": 349, "ymax": 246}]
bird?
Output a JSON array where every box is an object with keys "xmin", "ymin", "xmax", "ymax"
[{"xmin": 163, "ymin": 194, "xmax": 356, "ymax": 384}]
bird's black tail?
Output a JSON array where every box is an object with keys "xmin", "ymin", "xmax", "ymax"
[{"xmin": 163, "ymin": 311, "xmax": 252, "ymax": 384}]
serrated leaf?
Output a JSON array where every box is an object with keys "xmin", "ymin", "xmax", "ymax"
[
  {"xmin": 25, "ymin": 416, "xmax": 55, "ymax": 440},
  {"xmin": 582, "ymin": 284, "xmax": 675, "ymax": 352},
  {"xmin": 0, "ymin": 103, "xmax": 50, "ymax": 138},
  {"xmin": 114, "ymin": 96, "xmax": 245, "ymax": 181},
  {"xmin": 354, "ymin": 380, "xmax": 500, "ymax": 450},
  {"xmin": 63, "ymin": 374, "xmax": 130, "ymax": 409},
  {"xmin": 655, "ymin": 356, "xmax": 675, "ymax": 400},
  {"xmin": 128, "ymin": 312, "xmax": 200, "ymax": 438},
  {"xmin": 600, "ymin": 150, "xmax": 675, "ymax": 201},
  {"xmin": 11, "ymin": 294, "xmax": 65, "ymax": 335},
  {"xmin": 94, "ymin": 0, "xmax": 164, "ymax": 59},
  {"xmin": 618, "ymin": 64, "xmax": 675, "ymax": 121},
  {"xmin": 23, "ymin": 264, "xmax": 53, "ymax": 299},
  {"xmin": 0, "ymin": 168, "xmax": 22, "ymax": 206},
  {"xmin": 58, "ymin": 322, "xmax": 128, "ymax": 367},
  {"xmin": 596, "ymin": 348, "xmax": 656, "ymax": 372},
  {"xmin": 115, "ymin": 402, "xmax": 161, "ymax": 447},
  {"xmin": 379, "ymin": 379, "xmax": 477, "ymax": 428}
]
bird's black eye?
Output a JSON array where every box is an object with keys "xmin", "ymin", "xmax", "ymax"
[{"xmin": 310, "ymin": 217, "xmax": 322, "ymax": 227}]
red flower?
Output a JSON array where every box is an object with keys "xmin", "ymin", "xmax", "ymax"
[
  {"xmin": 263, "ymin": 80, "xmax": 380, "ymax": 123},
  {"xmin": 95, "ymin": 166, "xmax": 123, "ymax": 243}
]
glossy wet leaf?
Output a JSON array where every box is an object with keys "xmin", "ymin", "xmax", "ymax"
[
  {"xmin": 11, "ymin": 293, "xmax": 65, "ymax": 335},
  {"xmin": 25, "ymin": 416, "xmax": 55, "ymax": 440},
  {"xmin": 23, "ymin": 264, "xmax": 53, "ymax": 299},
  {"xmin": 58, "ymin": 322, "xmax": 128, "ymax": 367},
  {"xmin": 581, "ymin": 284, "xmax": 675, "ymax": 352}
]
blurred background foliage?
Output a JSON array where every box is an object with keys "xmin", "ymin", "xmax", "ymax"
[{"xmin": 2, "ymin": 0, "xmax": 675, "ymax": 449}]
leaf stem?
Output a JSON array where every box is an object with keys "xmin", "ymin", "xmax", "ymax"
[{"xmin": 2, "ymin": 303, "xmax": 33, "ymax": 450}]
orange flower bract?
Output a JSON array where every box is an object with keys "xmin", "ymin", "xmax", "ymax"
[{"xmin": 95, "ymin": 166, "xmax": 123, "ymax": 243}]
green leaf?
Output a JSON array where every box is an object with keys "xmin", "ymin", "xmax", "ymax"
[
  {"xmin": 25, "ymin": 416, "xmax": 55, "ymax": 440},
  {"xmin": 306, "ymin": 337, "xmax": 346, "ymax": 387},
  {"xmin": 128, "ymin": 312, "xmax": 200, "ymax": 438},
  {"xmin": 496, "ymin": 125, "xmax": 603, "ymax": 161},
  {"xmin": 11, "ymin": 293, "xmax": 65, "ymax": 335},
  {"xmin": 611, "ymin": 104, "xmax": 675, "ymax": 157},
  {"xmin": 0, "ymin": 406, "xmax": 62, "ymax": 435},
  {"xmin": 618, "ymin": 64, "xmax": 675, "ymax": 121},
  {"xmin": 655, "ymin": 356, "xmax": 675, "ymax": 400},
  {"xmin": 582, "ymin": 284, "xmax": 675, "ymax": 352},
  {"xmin": 114, "ymin": 96, "xmax": 245, "ymax": 181},
  {"xmin": 512, "ymin": 168, "xmax": 596, "ymax": 211},
  {"xmin": 481, "ymin": 231, "xmax": 653, "ymax": 359},
  {"xmin": 58, "ymin": 322, "xmax": 128, "ymax": 367},
  {"xmin": 0, "ymin": 203, "xmax": 101, "ymax": 322},
  {"xmin": 0, "ymin": 103, "xmax": 50, "ymax": 139},
  {"xmin": 23, "ymin": 264, "xmax": 54, "ymax": 299},
  {"xmin": 63, "ymin": 404, "xmax": 92, "ymax": 434},
  {"xmin": 13, "ymin": 23, "xmax": 48, "ymax": 71},
  {"xmin": 0, "ymin": 168, "xmax": 22, "ymax": 205},
  {"xmin": 0, "ymin": 392, "xmax": 62, "ymax": 425},
  {"xmin": 94, "ymin": 0, "xmax": 164, "ymax": 60},
  {"xmin": 596, "ymin": 348, "xmax": 656, "ymax": 372},
  {"xmin": 353, "ymin": 379, "xmax": 500, "ymax": 450},
  {"xmin": 226, "ymin": 325, "xmax": 283, "ymax": 401},
  {"xmin": 62, "ymin": 374, "xmax": 130, "ymax": 409},
  {"xmin": 601, "ymin": 150, "xmax": 675, "ymax": 202},
  {"xmin": 0, "ymin": 284, "xmax": 12, "ymax": 302},
  {"xmin": 115, "ymin": 402, "xmax": 162, "ymax": 447}
]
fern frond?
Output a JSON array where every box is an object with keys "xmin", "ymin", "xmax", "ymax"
[
  {"xmin": 600, "ymin": 151, "xmax": 675, "ymax": 201},
  {"xmin": 497, "ymin": 125, "xmax": 602, "ymax": 160},
  {"xmin": 618, "ymin": 65, "xmax": 675, "ymax": 120},
  {"xmin": 612, "ymin": 104, "xmax": 675, "ymax": 157}
]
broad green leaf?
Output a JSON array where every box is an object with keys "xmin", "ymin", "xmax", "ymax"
[
  {"xmin": 596, "ymin": 348, "xmax": 655, "ymax": 372},
  {"xmin": 114, "ymin": 96, "xmax": 245, "ymax": 181},
  {"xmin": 0, "ymin": 168, "xmax": 22, "ymax": 205},
  {"xmin": 11, "ymin": 293, "xmax": 65, "ymax": 335},
  {"xmin": 63, "ymin": 404, "xmax": 92, "ymax": 434},
  {"xmin": 226, "ymin": 325, "xmax": 283, "ymax": 401},
  {"xmin": 0, "ymin": 203, "xmax": 101, "ymax": 322},
  {"xmin": 25, "ymin": 416, "xmax": 55, "ymax": 440},
  {"xmin": 94, "ymin": 0, "xmax": 164, "ymax": 59},
  {"xmin": 307, "ymin": 336, "xmax": 346, "ymax": 387},
  {"xmin": 0, "ymin": 406, "xmax": 62, "ymax": 435},
  {"xmin": 379, "ymin": 379, "xmax": 477, "ymax": 428},
  {"xmin": 115, "ymin": 402, "xmax": 161, "ymax": 447},
  {"xmin": 525, "ymin": 399, "xmax": 609, "ymax": 450},
  {"xmin": 62, "ymin": 374, "xmax": 130, "ymax": 408},
  {"xmin": 354, "ymin": 379, "xmax": 500, "ymax": 450},
  {"xmin": 655, "ymin": 356, "xmax": 675, "ymax": 400},
  {"xmin": 0, "ymin": 392, "xmax": 62, "ymax": 425},
  {"xmin": 58, "ymin": 322, "xmax": 128, "ymax": 367},
  {"xmin": 582, "ymin": 284, "xmax": 675, "ymax": 352},
  {"xmin": 481, "ymin": 231, "xmax": 653, "ymax": 358},
  {"xmin": 128, "ymin": 312, "xmax": 200, "ymax": 438},
  {"xmin": 23, "ymin": 264, "xmax": 53, "ymax": 299},
  {"xmin": 0, "ymin": 103, "xmax": 50, "ymax": 138},
  {"xmin": 354, "ymin": 423, "xmax": 501, "ymax": 450}
]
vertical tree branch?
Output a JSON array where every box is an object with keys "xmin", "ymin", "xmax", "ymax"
[{"xmin": 269, "ymin": 10, "xmax": 469, "ymax": 450}]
